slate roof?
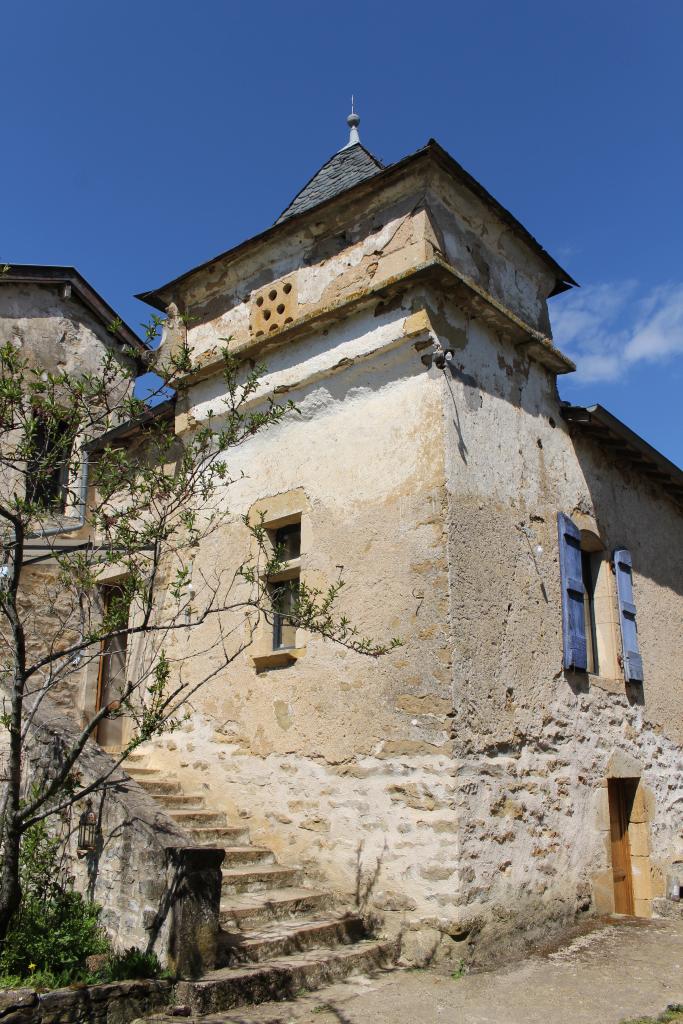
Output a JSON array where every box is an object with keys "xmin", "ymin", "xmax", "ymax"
[{"xmin": 275, "ymin": 143, "xmax": 384, "ymax": 224}]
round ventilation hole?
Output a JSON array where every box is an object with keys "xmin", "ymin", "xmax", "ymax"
[
  {"xmin": 255, "ymin": 296, "xmax": 264, "ymax": 307},
  {"xmin": 263, "ymin": 309, "xmax": 271, "ymax": 321},
  {"xmin": 269, "ymin": 323, "xmax": 278, "ymax": 332},
  {"xmin": 276, "ymin": 303, "xmax": 285, "ymax": 315},
  {"xmin": 269, "ymin": 289, "xmax": 277, "ymax": 301},
  {"xmin": 284, "ymin": 316, "xmax": 293, "ymax": 324},
  {"xmin": 283, "ymin": 282, "xmax": 292, "ymax": 294}
]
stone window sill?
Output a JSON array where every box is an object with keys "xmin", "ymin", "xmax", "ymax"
[{"xmin": 251, "ymin": 648, "xmax": 306, "ymax": 672}]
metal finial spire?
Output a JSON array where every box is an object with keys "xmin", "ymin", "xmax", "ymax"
[{"xmin": 343, "ymin": 96, "xmax": 361, "ymax": 149}]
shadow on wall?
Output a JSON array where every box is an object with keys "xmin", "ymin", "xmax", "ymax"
[
  {"xmin": 566, "ymin": 435, "xmax": 683, "ymax": 718},
  {"xmin": 569, "ymin": 432, "xmax": 683, "ymax": 598}
]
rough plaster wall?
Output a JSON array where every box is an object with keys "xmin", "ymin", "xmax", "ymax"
[
  {"xmin": 437, "ymin": 306, "xmax": 683, "ymax": 956},
  {"xmin": 425, "ymin": 171, "xmax": 558, "ymax": 335},
  {"xmin": 0, "ymin": 282, "xmax": 134, "ymax": 377},
  {"xmin": 178, "ymin": 207, "xmax": 426, "ymax": 364},
  {"xmin": 143, "ymin": 309, "xmax": 466, "ymax": 939},
  {"xmin": 12, "ymin": 567, "xmax": 87, "ymax": 716}
]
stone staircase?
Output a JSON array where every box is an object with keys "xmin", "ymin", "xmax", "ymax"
[{"xmin": 121, "ymin": 753, "xmax": 396, "ymax": 1016}]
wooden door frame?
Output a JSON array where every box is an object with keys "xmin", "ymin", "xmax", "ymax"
[
  {"xmin": 94, "ymin": 583, "xmax": 129, "ymax": 748},
  {"xmin": 608, "ymin": 777, "xmax": 637, "ymax": 915},
  {"xmin": 94, "ymin": 634, "xmax": 107, "ymax": 744}
]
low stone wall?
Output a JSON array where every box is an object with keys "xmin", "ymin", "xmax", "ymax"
[
  {"xmin": 0, "ymin": 979, "xmax": 171, "ymax": 1024},
  {"xmin": 15, "ymin": 702, "xmax": 223, "ymax": 977}
]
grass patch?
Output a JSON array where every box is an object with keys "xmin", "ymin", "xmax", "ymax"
[{"xmin": 621, "ymin": 1005, "xmax": 683, "ymax": 1024}]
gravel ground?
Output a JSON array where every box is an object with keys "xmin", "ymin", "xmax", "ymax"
[{"xmin": 150, "ymin": 916, "xmax": 683, "ymax": 1024}]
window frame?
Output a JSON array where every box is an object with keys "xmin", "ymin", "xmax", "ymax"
[
  {"xmin": 26, "ymin": 414, "xmax": 75, "ymax": 514},
  {"xmin": 581, "ymin": 548, "xmax": 600, "ymax": 676},
  {"xmin": 268, "ymin": 521, "xmax": 301, "ymax": 652}
]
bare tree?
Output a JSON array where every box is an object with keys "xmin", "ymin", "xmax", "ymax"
[{"xmin": 0, "ymin": 316, "xmax": 398, "ymax": 944}]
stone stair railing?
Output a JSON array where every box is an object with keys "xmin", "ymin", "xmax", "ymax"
[{"xmin": 119, "ymin": 752, "xmax": 397, "ymax": 1017}]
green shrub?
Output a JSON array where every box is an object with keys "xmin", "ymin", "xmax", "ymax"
[
  {"xmin": 0, "ymin": 820, "xmax": 108, "ymax": 984},
  {"xmin": 621, "ymin": 1008, "xmax": 683, "ymax": 1024},
  {"xmin": 99, "ymin": 947, "xmax": 161, "ymax": 982}
]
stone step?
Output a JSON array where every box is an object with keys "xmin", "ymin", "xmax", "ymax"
[
  {"xmin": 219, "ymin": 888, "xmax": 333, "ymax": 929},
  {"xmin": 125, "ymin": 766, "xmax": 165, "ymax": 777},
  {"xmin": 174, "ymin": 939, "xmax": 396, "ymax": 1015},
  {"xmin": 221, "ymin": 865, "xmax": 301, "ymax": 895},
  {"xmin": 190, "ymin": 826, "xmax": 251, "ymax": 846},
  {"xmin": 120, "ymin": 751, "xmax": 148, "ymax": 764},
  {"xmin": 100, "ymin": 746, "xmax": 147, "ymax": 763},
  {"xmin": 134, "ymin": 779, "xmax": 183, "ymax": 796},
  {"xmin": 152, "ymin": 793, "xmax": 206, "ymax": 810},
  {"xmin": 169, "ymin": 809, "xmax": 229, "ymax": 828},
  {"xmin": 222, "ymin": 846, "xmax": 274, "ymax": 867},
  {"xmin": 218, "ymin": 914, "xmax": 366, "ymax": 967}
]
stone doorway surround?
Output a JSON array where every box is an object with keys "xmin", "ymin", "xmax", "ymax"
[{"xmin": 592, "ymin": 752, "xmax": 654, "ymax": 917}]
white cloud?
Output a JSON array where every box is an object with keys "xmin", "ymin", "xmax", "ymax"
[{"xmin": 550, "ymin": 281, "xmax": 683, "ymax": 382}]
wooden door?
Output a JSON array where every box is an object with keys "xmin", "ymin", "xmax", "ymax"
[
  {"xmin": 608, "ymin": 779, "xmax": 636, "ymax": 915},
  {"xmin": 96, "ymin": 589, "xmax": 129, "ymax": 749}
]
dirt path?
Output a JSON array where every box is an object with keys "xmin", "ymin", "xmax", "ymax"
[{"xmin": 150, "ymin": 917, "xmax": 683, "ymax": 1024}]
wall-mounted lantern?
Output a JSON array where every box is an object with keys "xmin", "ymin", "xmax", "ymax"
[{"xmin": 77, "ymin": 799, "xmax": 98, "ymax": 856}]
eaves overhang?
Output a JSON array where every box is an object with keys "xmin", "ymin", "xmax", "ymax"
[
  {"xmin": 171, "ymin": 256, "xmax": 575, "ymax": 393},
  {"xmin": 1, "ymin": 264, "xmax": 149, "ymax": 368},
  {"xmin": 137, "ymin": 139, "xmax": 577, "ymax": 312},
  {"xmin": 561, "ymin": 403, "xmax": 683, "ymax": 507},
  {"xmin": 85, "ymin": 398, "xmax": 175, "ymax": 452}
]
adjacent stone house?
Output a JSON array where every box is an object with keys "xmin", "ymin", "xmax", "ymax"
[
  {"xmin": 122, "ymin": 114, "xmax": 683, "ymax": 963},
  {"xmin": 0, "ymin": 265, "xmax": 147, "ymax": 719}
]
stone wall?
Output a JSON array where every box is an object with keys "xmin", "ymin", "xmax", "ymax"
[
  {"xmin": 15, "ymin": 704, "xmax": 223, "ymax": 976},
  {"xmin": 0, "ymin": 979, "xmax": 170, "ymax": 1024}
]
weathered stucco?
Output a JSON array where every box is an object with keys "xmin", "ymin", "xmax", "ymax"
[
  {"xmin": 153, "ymin": 308, "xmax": 457, "ymax": 935},
  {"xmin": 0, "ymin": 281, "xmax": 137, "ymax": 377}
]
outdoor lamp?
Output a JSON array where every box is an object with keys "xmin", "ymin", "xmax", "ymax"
[{"xmin": 77, "ymin": 799, "xmax": 98, "ymax": 855}]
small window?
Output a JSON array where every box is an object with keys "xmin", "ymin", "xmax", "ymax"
[
  {"xmin": 267, "ymin": 520, "xmax": 301, "ymax": 651},
  {"xmin": 275, "ymin": 523, "xmax": 301, "ymax": 561},
  {"xmin": 558, "ymin": 513, "xmax": 620, "ymax": 679},
  {"xmin": 581, "ymin": 549, "xmax": 600, "ymax": 675},
  {"xmin": 26, "ymin": 416, "xmax": 74, "ymax": 512},
  {"xmin": 96, "ymin": 583, "xmax": 131, "ymax": 749},
  {"xmin": 270, "ymin": 578, "xmax": 300, "ymax": 650}
]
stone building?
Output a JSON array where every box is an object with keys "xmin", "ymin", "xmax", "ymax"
[
  {"xmin": 4, "ymin": 114, "xmax": 683, "ymax": 996},
  {"xmin": 125, "ymin": 112, "xmax": 683, "ymax": 968},
  {"xmin": 0, "ymin": 264, "xmax": 147, "ymax": 716}
]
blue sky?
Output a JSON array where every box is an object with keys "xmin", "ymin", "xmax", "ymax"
[{"xmin": 3, "ymin": 1, "xmax": 682, "ymax": 464}]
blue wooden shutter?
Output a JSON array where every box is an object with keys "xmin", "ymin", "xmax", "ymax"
[
  {"xmin": 557, "ymin": 512, "xmax": 587, "ymax": 671},
  {"xmin": 613, "ymin": 548, "xmax": 643, "ymax": 683}
]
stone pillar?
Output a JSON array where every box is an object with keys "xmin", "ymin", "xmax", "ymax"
[{"xmin": 164, "ymin": 847, "xmax": 225, "ymax": 979}]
